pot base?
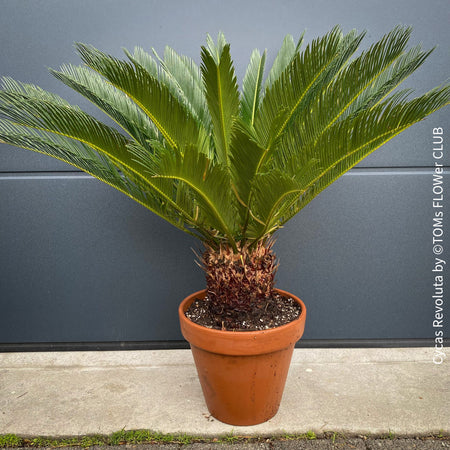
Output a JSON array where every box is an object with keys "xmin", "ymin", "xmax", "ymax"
[{"xmin": 191, "ymin": 343, "xmax": 295, "ymax": 425}]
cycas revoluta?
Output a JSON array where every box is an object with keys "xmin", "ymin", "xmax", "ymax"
[{"xmin": 1, "ymin": 26, "xmax": 449, "ymax": 316}]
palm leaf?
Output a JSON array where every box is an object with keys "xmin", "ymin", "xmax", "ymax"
[
  {"xmin": 264, "ymin": 32, "xmax": 304, "ymax": 90},
  {"xmin": 128, "ymin": 45, "xmax": 211, "ymax": 134},
  {"xmin": 122, "ymin": 139, "xmax": 219, "ymax": 235},
  {"xmin": 1, "ymin": 77, "xmax": 80, "ymax": 108},
  {"xmin": 205, "ymin": 32, "xmax": 228, "ymax": 64},
  {"xmin": 1, "ymin": 28, "xmax": 448, "ymax": 250},
  {"xmin": 240, "ymin": 49, "xmax": 266, "ymax": 127},
  {"xmin": 229, "ymin": 122, "xmax": 265, "ymax": 218},
  {"xmin": 277, "ymin": 85, "xmax": 450, "ymax": 228},
  {"xmin": 0, "ymin": 87, "xmax": 208, "ymax": 233},
  {"xmin": 157, "ymin": 46, "xmax": 211, "ymax": 131},
  {"xmin": 270, "ymin": 32, "xmax": 431, "ymax": 175},
  {"xmin": 344, "ymin": 43, "xmax": 433, "ymax": 119},
  {"xmin": 76, "ymin": 43, "xmax": 201, "ymax": 151},
  {"xmin": 0, "ymin": 88, "xmax": 144, "ymax": 177},
  {"xmin": 201, "ymin": 42, "xmax": 240, "ymax": 166},
  {"xmin": 254, "ymin": 26, "xmax": 364, "ymax": 158},
  {"xmin": 149, "ymin": 144, "xmax": 238, "ymax": 248},
  {"xmin": 306, "ymin": 26, "xmax": 415, "ymax": 146},
  {"xmin": 123, "ymin": 46, "xmax": 159, "ymax": 77},
  {"xmin": 0, "ymin": 120, "xmax": 202, "ymax": 237},
  {"xmin": 50, "ymin": 65, "xmax": 159, "ymax": 145},
  {"xmin": 236, "ymin": 28, "xmax": 364, "ymax": 238},
  {"xmin": 249, "ymin": 160, "xmax": 320, "ymax": 239}
]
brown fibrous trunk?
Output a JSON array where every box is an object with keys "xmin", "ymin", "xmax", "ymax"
[{"xmin": 200, "ymin": 240, "xmax": 278, "ymax": 315}]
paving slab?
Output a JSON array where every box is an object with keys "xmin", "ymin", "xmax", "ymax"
[{"xmin": 0, "ymin": 348, "xmax": 448, "ymax": 437}]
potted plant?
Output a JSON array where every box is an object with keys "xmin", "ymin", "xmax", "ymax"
[{"xmin": 0, "ymin": 26, "xmax": 448, "ymax": 425}]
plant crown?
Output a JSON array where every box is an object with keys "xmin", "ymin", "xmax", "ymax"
[{"xmin": 0, "ymin": 26, "xmax": 449, "ymax": 252}]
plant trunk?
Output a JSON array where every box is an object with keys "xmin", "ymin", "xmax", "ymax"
[{"xmin": 201, "ymin": 240, "xmax": 278, "ymax": 318}]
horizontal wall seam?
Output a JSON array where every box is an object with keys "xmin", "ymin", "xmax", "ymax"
[
  {"xmin": 0, "ymin": 338, "xmax": 447, "ymax": 352},
  {"xmin": 0, "ymin": 167, "xmax": 449, "ymax": 180}
]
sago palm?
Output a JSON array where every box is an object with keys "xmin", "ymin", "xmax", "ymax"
[{"xmin": 0, "ymin": 26, "xmax": 448, "ymax": 324}]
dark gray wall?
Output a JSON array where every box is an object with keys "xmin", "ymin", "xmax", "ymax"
[{"xmin": 1, "ymin": 0, "xmax": 448, "ymax": 344}]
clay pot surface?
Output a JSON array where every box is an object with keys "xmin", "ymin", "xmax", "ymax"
[{"xmin": 178, "ymin": 289, "xmax": 307, "ymax": 426}]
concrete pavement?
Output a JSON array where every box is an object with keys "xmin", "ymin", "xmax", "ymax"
[{"xmin": 0, "ymin": 348, "xmax": 448, "ymax": 438}]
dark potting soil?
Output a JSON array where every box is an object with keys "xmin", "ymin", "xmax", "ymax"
[{"xmin": 185, "ymin": 293, "xmax": 301, "ymax": 331}]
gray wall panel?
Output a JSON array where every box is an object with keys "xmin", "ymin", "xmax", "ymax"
[
  {"xmin": 0, "ymin": 174, "xmax": 204, "ymax": 342},
  {"xmin": 276, "ymin": 170, "xmax": 449, "ymax": 339},
  {"xmin": 1, "ymin": 172, "xmax": 447, "ymax": 341},
  {"xmin": 0, "ymin": 0, "xmax": 449, "ymax": 344},
  {"xmin": 1, "ymin": 0, "xmax": 448, "ymax": 171}
]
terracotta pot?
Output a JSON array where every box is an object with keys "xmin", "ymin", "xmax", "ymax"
[{"xmin": 178, "ymin": 288, "xmax": 307, "ymax": 426}]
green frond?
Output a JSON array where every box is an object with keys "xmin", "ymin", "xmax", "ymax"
[
  {"xmin": 279, "ymin": 84, "xmax": 450, "ymax": 226},
  {"xmin": 249, "ymin": 160, "xmax": 319, "ymax": 239},
  {"xmin": 240, "ymin": 49, "xmax": 266, "ymax": 127},
  {"xmin": 264, "ymin": 32, "xmax": 304, "ymax": 90},
  {"xmin": 344, "ymin": 43, "xmax": 433, "ymax": 119},
  {"xmin": 160, "ymin": 46, "xmax": 212, "ymax": 130},
  {"xmin": 307, "ymin": 26, "xmax": 415, "ymax": 145},
  {"xmin": 205, "ymin": 32, "xmax": 228, "ymax": 64},
  {"xmin": 229, "ymin": 122, "xmax": 265, "ymax": 216},
  {"xmin": 1, "ymin": 76, "xmax": 79, "ymax": 108},
  {"xmin": 0, "ymin": 120, "xmax": 198, "ymax": 237},
  {"xmin": 0, "ymin": 77, "xmax": 208, "ymax": 237},
  {"xmin": 237, "ymin": 28, "xmax": 363, "ymax": 237},
  {"xmin": 123, "ymin": 139, "xmax": 215, "ymax": 233},
  {"xmin": 271, "ymin": 29, "xmax": 426, "ymax": 172},
  {"xmin": 126, "ymin": 137, "xmax": 234, "ymax": 245},
  {"xmin": 254, "ymin": 26, "xmax": 363, "ymax": 151},
  {"xmin": 201, "ymin": 42, "xmax": 240, "ymax": 166},
  {"xmin": 1, "ymin": 28, "xmax": 448, "ymax": 250},
  {"xmin": 0, "ymin": 119, "xmax": 109, "ymax": 173},
  {"xmin": 150, "ymin": 144, "xmax": 238, "ymax": 249},
  {"xmin": 271, "ymin": 121, "xmax": 316, "ymax": 176},
  {"xmin": 50, "ymin": 64, "xmax": 159, "ymax": 145},
  {"xmin": 127, "ymin": 45, "xmax": 211, "ymax": 133},
  {"xmin": 76, "ymin": 43, "xmax": 201, "ymax": 151},
  {"xmin": 0, "ymin": 88, "xmax": 144, "ymax": 176},
  {"xmin": 123, "ymin": 46, "xmax": 159, "ymax": 78}
]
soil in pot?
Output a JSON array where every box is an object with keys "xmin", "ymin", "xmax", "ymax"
[{"xmin": 185, "ymin": 292, "xmax": 302, "ymax": 331}]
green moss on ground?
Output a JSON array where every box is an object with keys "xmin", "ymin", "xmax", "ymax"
[{"xmin": 0, "ymin": 430, "xmax": 448, "ymax": 448}]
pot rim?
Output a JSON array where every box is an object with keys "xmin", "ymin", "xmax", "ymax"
[{"xmin": 178, "ymin": 288, "xmax": 307, "ymax": 356}]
